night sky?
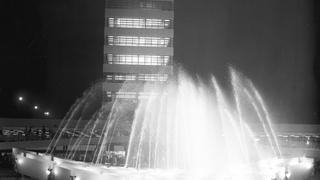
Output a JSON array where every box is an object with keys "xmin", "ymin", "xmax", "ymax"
[{"xmin": 0, "ymin": 0, "xmax": 319, "ymax": 124}]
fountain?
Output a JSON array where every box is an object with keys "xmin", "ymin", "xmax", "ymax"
[{"xmin": 13, "ymin": 67, "xmax": 313, "ymax": 180}]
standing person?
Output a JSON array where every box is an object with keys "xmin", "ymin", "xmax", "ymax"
[{"xmin": 42, "ymin": 126, "xmax": 46, "ymax": 140}]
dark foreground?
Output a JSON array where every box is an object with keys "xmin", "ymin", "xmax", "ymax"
[{"xmin": 0, "ymin": 167, "xmax": 35, "ymax": 180}]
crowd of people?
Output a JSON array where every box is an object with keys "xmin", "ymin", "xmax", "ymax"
[
  {"xmin": 281, "ymin": 136, "xmax": 320, "ymax": 149},
  {"xmin": 0, "ymin": 126, "xmax": 53, "ymax": 142},
  {"xmin": 257, "ymin": 135, "xmax": 320, "ymax": 149},
  {"xmin": 103, "ymin": 152, "xmax": 126, "ymax": 166}
]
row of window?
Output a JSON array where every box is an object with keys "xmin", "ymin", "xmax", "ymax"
[
  {"xmin": 107, "ymin": 0, "xmax": 174, "ymax": 11},
  {"xmin": 104, "ymin": 91, "xmax": 157, "ymax": 101},
  {"xmin": 258, "ymin": 135, "xmax": 320, "ymax": 149},
  {"xmin": 104, "ymin": 54, "xmax": 171, "ymax": 66},
  {"xmin": 106, "ymin": 36, "xmax": 172, "ymax": 47},
  {"xmin": 105, "ymin": 73, "xmax": 168, "ymax": 82},
  {"xmin": 107, "ymin": 17, "xmax": 173, "ymax": 29}
]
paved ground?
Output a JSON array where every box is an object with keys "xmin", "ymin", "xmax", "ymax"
[
  {"xmin": 0, "ymin": 167, "xmax": 35, "ymax": 180},
  {"xmin": 309, "ymin": 174, "xmax": 320, "ymax": 180}
]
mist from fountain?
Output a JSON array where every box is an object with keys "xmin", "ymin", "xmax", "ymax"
[{"xmin": 46, "ymin": 67, "xmax": 283, "ymax": 179}]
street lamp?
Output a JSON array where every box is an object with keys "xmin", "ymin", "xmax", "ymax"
[
  {"xmin": 18, "ymin": 96, "xmax": 24, "ymax": 102},
  {"xmin": 34, "ymin": 105, "xmax": 38, "ymax": 110},
  {"xmin": 44, "ymin": 111, "xmax": 50, "ymax": 116}
]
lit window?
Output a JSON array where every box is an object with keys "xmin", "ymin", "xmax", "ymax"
[
  {"xmin": 104, "ymin": 91, "xmax": 158, "ymax": 101},
  {"xmin": 114, "ymin": 74, "xmax": 136, "ymax": 81},
  {"xmin": 106, "ymin": 74, "xmax": 113, "ymax": 81},
  {"xmin": 103, "ymin": 91, "xmax": 113, "ymax": 102},
  {"xmin": 116, "ymin": 92, "xmax": 136, "ymax": 99},
  {"xmin": 107, "ymin": 36, "xmax": 172, "ymax": 47},
  {"xmin": 105, "ymin": 54, "xmax": 171, "ymax": 66},
  {"xmin": 137, "ymin": 74, "xmax": 168, "ymax": 81},
  {"xmin": 138, "ymin": 92, "xmax": 157, "ymax": 99},
  {"xmin": 107, "ymin": 18, "xmax": 173, "ymax": 29},
  {"xmin": 104, "ymin": 73, "xmax": 168, "ymax": 82},
  {"xmin": 107, "ymin": 0, "xmax": 173, "ymax": 11}
]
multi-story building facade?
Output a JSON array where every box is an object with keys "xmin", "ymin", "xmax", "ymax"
[{"xmin": 103, "ymin": 0, "xmax": 174, "ymax": 102}]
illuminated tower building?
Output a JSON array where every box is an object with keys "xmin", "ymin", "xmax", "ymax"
[{"xmin": 103, "ymin": 0, "xmax": 174, "ymax": 102}]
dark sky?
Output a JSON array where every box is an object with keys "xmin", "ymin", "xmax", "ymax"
[{"xmin": 0, "ymin": 0, "xmax": 319, "ymax": 124}]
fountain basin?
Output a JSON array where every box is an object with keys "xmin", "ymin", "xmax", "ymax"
[{"xmin": 13, "ymin": 148, "xmax": 314, "ymax": 180}]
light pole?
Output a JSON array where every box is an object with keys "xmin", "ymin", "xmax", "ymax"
[{"xmin": 16, "ymin": 94, "xmax": 53, "ymax": 118}]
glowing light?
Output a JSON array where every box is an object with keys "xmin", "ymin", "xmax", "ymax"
[
  {"xmin": 289, "ymin": 158, "xmax": 299, "ymax": 166},
  {"xmin": 302, "ymin": 162, "xmax": 313, "ymax": 169},
  {"xmin": 18, "ymin": 96, "xmax": 24, "ymax": 101},
  {"xmin": 301, "ymin": 157, "xmax": 313, "ymax": 169},
  {"xmin": 46, "ymin": 169, "xmax": 51, "ymax": 175},
  {"xmin": 44, "ymin": 111, "xmax": 50, "ymax": 116},
  {"xmin": 289, "ymin": 157, "xmax": 314, "ymax": 169},
  {"xmin": 269, "ymin": 173, "xmax": 276, "ymax": 179},
  {"xmin": 34, "ymin": 105, "xmax": 38, "ymax": 110},
  {"xmin": 53, "ymin": 169, "xmax": 58, "ymax": 175},
  {"xmin": 46, "ymin": 168, "xmax": 55, "ymax": 175},
  {"xmin": 17, "ymin": 158, "xmax": 23, "ymax": 164},
  {"xmin": 279, "ymin": 171, "xmax": 285, "ymax": 179},
  {"xmin": 285, "ymin": 172, "xmax": 291, "ymax": 178}
]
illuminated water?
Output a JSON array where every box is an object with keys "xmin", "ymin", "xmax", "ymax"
[{"xmin": 46, "ymin": 67, "xmax": 290, "ymax": 179}]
